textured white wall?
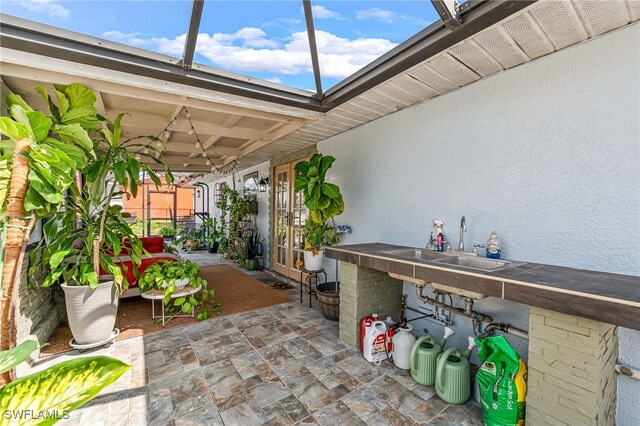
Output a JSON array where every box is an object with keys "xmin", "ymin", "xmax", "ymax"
[{"xmin": 317, "ymin": 24, "xmax": 639, "ymax": 424}]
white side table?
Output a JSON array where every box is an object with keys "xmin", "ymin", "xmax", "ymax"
[{"xmin": 141, "ymin": 284, "xmax": 202, "ymax": 326}]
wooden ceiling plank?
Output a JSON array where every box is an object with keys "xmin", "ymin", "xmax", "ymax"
[{"xmin": 234, "ymin": 121, "xmax": 305, "ymax": 165}]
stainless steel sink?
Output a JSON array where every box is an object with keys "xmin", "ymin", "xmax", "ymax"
[
  {"xmin": 432, "ymin": 256, "xmax": 511, "ymax": 271},
  {"xmin": 385, "ymin": 249, "xmax": 446, "ymax": 262}
]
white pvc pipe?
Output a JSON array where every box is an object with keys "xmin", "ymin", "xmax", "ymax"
[{"xmin": 616, "ymin": 364, "xmax": 640, "ymax": 381}]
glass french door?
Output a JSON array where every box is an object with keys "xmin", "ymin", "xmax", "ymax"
[{"xmin": 273, "ymin": 159, "xmax": 308, "ymax": 279}]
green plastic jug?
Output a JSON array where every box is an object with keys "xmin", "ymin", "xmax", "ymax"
[
  {"xmin": 435, "ymin": 337, "xmax": 477, "ymax": 404},
  {"xmin": 410, "ymin": 327, "xmax": 454, "ymax": 386}
]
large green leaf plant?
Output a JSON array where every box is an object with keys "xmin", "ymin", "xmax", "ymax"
[
  {"xmin": 0, "ymin": 84, "xmax": 98, "ymax": 220},
  {"xmin": 31, "ymin": 112, "xmax": 174, "ymax": 292},
  {"xmin": 0, "ymin": 340, "xmax": 129, "ymax": 426},
  {"xmin": 0, "ymin": 84, "xmax": 101, "ymax": 383},
  {"xmin": 293, "ymin": 153, "xmax": 344, "ymax": 252},
  {"xmin": 294, "ymin": 154, "xmax": 344, "ymax": 225}
]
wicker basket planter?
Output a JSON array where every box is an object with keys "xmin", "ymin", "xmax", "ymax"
[{"xmin": 316, "ymin": 282, "xmax": 339, "ymax": 321}]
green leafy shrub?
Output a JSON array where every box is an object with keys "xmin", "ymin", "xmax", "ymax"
[
  {"xmin": 158, "ymin": 226, "xmax": 177, "ymax": 238},
  {"xmin": 138, "ymin": 260, "xmax": 220, "ymax": 322}
]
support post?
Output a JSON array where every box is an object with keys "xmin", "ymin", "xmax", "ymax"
[{"xmin": 526, "ymin": 307, "xmax": 618, "ymax": 425}]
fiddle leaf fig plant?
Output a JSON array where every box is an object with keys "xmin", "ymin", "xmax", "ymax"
[
  {"xmin": 302, "ymin": 221, "xmax": 338, "ymax": 254},
  {"xmin": 293, "ymin": 153, "xmax": 344, "ymax": 253},
  {"xmin": 294, "ymin": 153, "xmax": 344, "ymax": 225}
]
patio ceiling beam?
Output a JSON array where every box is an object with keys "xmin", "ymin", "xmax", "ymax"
[
  {"xmin": 0, "ymin": 15, "xmax": 322, "ymax": 112},
  {"xmin": 181, "ymin": 0, "xmax": 205, "ymax": 70},
  {"xmin": 321, "ymin": 0, "xmax": 536, "ymax": 109},
  {"xmin": 302, "ymin": 0, "xmax": 323, "ymax": 98}
]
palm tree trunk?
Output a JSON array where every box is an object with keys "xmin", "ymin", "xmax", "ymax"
[{"xmin": 1, "ymin": 138, "xmax": 31, "ymax": 385}]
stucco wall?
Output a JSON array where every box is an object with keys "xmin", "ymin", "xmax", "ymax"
[{"xmin": 316, "ymin": 24, "xmax": 639, "ymax": 424}]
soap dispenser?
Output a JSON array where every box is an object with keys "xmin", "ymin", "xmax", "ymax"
[{"xmin": 486, "ymin": 231, "xmax": 501, "ymax": 259}]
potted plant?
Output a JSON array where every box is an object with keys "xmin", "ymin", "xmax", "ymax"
[
  {"xmin": 294, "ymin": 153, "xmax": 344, "ymax": 271},
  {"xmin": 294, "ymin": 153, "xmax": 344, "ymax": 320},
  {"xmin": 27, "ymin": 88, "xmax": 173, "ymax": 348},
  {"xmin": 0, "ymin": 83, "xmax": 104, "ymax": 380},
  {"xmin": 202, "ymin": 217, "xmax": 221, "ymax": 253},
  {"xmin": 216, "ymin": 187, "xmax": 253, "ymax": 262},
  {"xmin": 138, "ymin": 259, "xmax": 220, "ymax": 322},
  {"xmin": 244, "ymin": 231, "xmax": 261, "ymax": 271},
  {"xmin": 300, "ymin": 221, "xmax": 338, "ymax": 271}
]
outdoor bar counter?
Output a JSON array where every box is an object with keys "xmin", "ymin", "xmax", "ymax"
[{"xmin": 326, "ymin": 243, "xmax": 640, "ymax": 331}]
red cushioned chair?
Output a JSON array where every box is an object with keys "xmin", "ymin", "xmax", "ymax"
[{"xmin": 101, "ymin": 236, "xmax": 179, "ymax": 298}]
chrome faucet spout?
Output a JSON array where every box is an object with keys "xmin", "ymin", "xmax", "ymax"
[{"xmin": 458, "ymin": 215, "xmax": 466, "ymax": 252}]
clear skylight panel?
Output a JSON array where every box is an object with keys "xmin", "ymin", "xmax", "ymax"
[
  {"xmin": 193, "ymin": 0, "xmax": 316, "ymax": 91},
  {"xmin": 312, "ymin": 0, "xmax": 441, "ymax": 91}
]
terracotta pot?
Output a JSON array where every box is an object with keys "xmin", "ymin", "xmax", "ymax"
[{"xmin": 61, "ymin": 278, "xmax": 118, "ymax": 345}]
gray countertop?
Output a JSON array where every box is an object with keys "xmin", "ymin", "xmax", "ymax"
[{"xmin": 326, "ymin": 243, "xmax": 640, "ymax": 330}]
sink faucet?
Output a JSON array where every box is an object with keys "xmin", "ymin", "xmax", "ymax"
[{"xmin": 458, "ymin": 216, "xmax": 466, "ymax": 251}]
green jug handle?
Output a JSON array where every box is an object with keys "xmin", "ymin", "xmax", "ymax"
[
  {"xmin": 410, "ymin": 335, "xmax": 434, "ymax": 371},
  {"xmin": 436, "ymin": 347, "xmax": 459, "ymax": 394}
]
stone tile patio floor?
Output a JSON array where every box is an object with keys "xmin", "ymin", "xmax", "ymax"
[{"xmin": 32, "ymin": 253, "xmax": 483, "ymax": 426}]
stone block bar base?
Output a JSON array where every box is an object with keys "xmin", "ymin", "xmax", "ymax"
[
  {"xmin": 339, "ymin": 262, "xmax": 403, "ymax": 348},
  {"xmin": 526, "ymin": 307, "xmax": 618, "ymax": 426}
]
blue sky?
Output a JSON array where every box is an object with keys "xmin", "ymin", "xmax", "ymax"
[{"xmin": 2, "ymin": 1, "xmax": 441, "ymax": 91}]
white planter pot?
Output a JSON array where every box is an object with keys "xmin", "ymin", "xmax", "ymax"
[
  {"xmin": 304, "ymin": 250, "xmax": 324, "ymax": 271},
  {"xmin": 62, "ymin": 278, "xmax": 118, "ymax": 345},
  {"xmin": 162, "ymin": 278, "xmax": 189, "ymax": 290}
]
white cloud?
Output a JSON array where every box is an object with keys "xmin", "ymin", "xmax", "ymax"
[
  {"xmin": 263, "ymin": 17, "xmax": 302, "ymax": 27},
  {"xmin": 14, "ymin": 0, "xmax": 69, "ymax": 19},
  {"xmin": 104, "ymin": 27, "xmax": 396, "ymax": 80},
  {"xmin": 356, "ymin": 8, "xmax": 396, "ymax": 23},
  {"xmin": 310, "ymin": 5, "xmax": 341, "ymax": 19},
  {"xmin": 266, "ymin": 76, "xmax": 283, "ymax": 84},
  {"xmin": 102, "ymin": 31, "xmax": 147, "ymax": 47}
]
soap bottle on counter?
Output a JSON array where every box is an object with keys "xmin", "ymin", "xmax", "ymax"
[{"xmin": 486, "ymin": 231, "xmax": 501, "ymax": 259}]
